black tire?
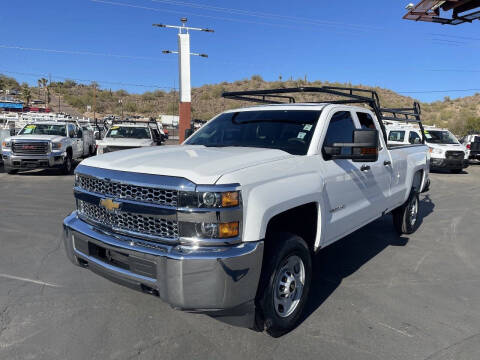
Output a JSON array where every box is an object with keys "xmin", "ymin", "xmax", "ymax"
[
  {"xmin": 62, "ymin": 154, "xmax": 73, "ymax": 175},
  {"xmin": 256, "ymin": 233, "xmax": 312, "ymax": 337},
  {"xmin": 450, "ymin": 169, "xmax": 462, "ymax": 174},
  {"xmin": 7, "ymin": 169, "xmax": 18, "ymax": 175},
  {"xmin": 392, "ymin": 190, "xmax": 420, "ymax": 235}
]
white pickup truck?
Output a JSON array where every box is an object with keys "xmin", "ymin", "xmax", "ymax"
[
  {"xmin": 96, "ymin": 120, "xmax": 166, "ymax": 155},
  {"xmin": 63, "ymin": 87, "xmax": 429, "ymax": 336},
  {"xmin": 2, "ymin": 121, "xmax": 89, "ymax": 174}
]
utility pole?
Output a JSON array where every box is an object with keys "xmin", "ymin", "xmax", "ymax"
[
  {"xmin": 93, "ymin": 83, "xmax": 97, "ymax": 123},
  {"xmin": 153, "ymin": 18, "xmax": 213, "ymax": 143}
]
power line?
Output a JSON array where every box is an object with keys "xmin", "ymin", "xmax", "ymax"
[
  {"xmin": 147, "ymin": 0, "xmax": 381, "ymax": 31},
  {"xmin": 91, "ymin": 0, "xmax": 374, "ymax": 34},
  {"xmin": 0, "ymin": 44, "xmax": 166, "ymax": 61}
]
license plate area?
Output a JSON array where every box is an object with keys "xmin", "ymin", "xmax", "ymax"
[
  {"xmin": 88, "ymin": 242, "xmax": 130, "ymax": 270},
  {"xmin": 73, "ymin": 235, "xmax": 157, "ymax": 279}
]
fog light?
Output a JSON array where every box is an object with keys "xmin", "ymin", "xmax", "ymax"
[
  {"xmin": 219, "ymin": 222, "xmax": 239, "ymax": 238},
  {"xmin": 196, "ymin": 222, "xmax": 218, "ymax": 238}
]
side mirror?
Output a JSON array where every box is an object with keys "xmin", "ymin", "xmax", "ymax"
[
  {"xmin": 324, "ymin": 129, "xmax": 379, "ymax": 162},
  {"xmin": 94, "ymin": 131, "xmax": 101, "ymax": 140},
  {"xmin": 77, "ymin": 130, "xmax": 83, "ymax": 138}
]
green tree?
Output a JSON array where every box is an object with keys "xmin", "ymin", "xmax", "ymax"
[{"xmin": 21, "ymin": 85, "xmax": 31, "ymax": 106}]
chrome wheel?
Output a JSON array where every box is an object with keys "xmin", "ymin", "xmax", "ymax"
[
  {"xmin": 273, "ymin": 255, "xmax": 305, "ymax": 318},
  {"xmin": 408, "ymin": 195, "xmax": 418, "ymax": 227}
]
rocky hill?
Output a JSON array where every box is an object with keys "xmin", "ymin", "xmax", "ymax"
[{"xmin": 2, "ymin": 74, "xmax": 479, "ymax": 135}]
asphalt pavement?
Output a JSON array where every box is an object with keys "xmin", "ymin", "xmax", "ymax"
[{"xmin": 1, "ymin": 163, "xmax": 479, "ymax": 360}]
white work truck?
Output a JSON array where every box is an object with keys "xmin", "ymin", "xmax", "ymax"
[
  {"xmin": 63, "ymin": 87, "xmax": 429, "ymax": 336},
  {"xmin": 387, "ymin": 125, "xmax": 468, "ymax": 173},
  {"xmin": 2, "ymin": 121, "xmax": 89, "ymax": 174},
  {"xmin": 96, "ymin": 120, "xmax": 166, "ymax": 155}
]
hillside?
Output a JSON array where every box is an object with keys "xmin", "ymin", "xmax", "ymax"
[{"xmin": 2, "ymin": 74, "xmax": 480, "ymax": 135}]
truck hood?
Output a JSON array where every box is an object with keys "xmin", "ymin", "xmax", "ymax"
[
  {"xmin": 7, "ymin": 134, "xmax": 64, "ymax": 142},
  {"xmin": 80, "ymin": 145, "xmax": 293, "ymax": 184},
  {"xmin": 427, "ymin": 143, "xmax": 466, "ymax": 152},
  {"xmin": 97, "ymin": 138, "xmax": 153, "ymax": 147}
]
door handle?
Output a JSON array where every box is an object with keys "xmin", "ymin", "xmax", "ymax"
[
  {"xmin": 361, "ymin": 164, "xmax": 371, "ymax": 171},
  {"xmin": 384, "ymin": 160, "xmax": 391, "ymax": 166}
]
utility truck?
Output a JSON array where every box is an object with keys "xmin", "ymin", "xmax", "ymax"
[
  {"xmin": 95, "ymin": 119, "xmax": 166, "ymax": 155},
  {"xmin": 63, "ymin": 87, "xmax": 429, "ymax": 336},
  {"xmin": 2, "ymin": 121, "xmax": 90, "ymax": 174}
]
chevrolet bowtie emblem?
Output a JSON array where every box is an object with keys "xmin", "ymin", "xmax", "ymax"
[{"xmin": 99, "ymin": 198, "xmax": 121, "ymax": 212}]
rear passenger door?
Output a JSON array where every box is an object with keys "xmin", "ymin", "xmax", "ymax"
[{"xmin": 320, "ymin": 109, "xmax": 375, "ymax": 245}]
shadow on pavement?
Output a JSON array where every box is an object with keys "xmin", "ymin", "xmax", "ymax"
[{"xmin": 298, "ymin": 197, "xmax": 435, "ymax": 329}]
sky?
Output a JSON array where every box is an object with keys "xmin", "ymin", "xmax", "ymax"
[{"xmin": 1, "ymin": 0, "xmax": 480, "ymax": 102}]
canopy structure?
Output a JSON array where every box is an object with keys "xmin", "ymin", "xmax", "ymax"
[{"xmin": 403, "ymin": 0, "xmax": 480, "ymax": 25}]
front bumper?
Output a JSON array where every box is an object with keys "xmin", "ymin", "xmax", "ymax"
[
  {"xmin": 430, "ymin": 157, "xmax": 469, "ymax": 170},
  {"xmin": 63, "ymin": 211, "xmax": 263, "ymax": 323},
  {"xmin": 2, "ymin": 150, "xmax": 66, "ymax": 170}
]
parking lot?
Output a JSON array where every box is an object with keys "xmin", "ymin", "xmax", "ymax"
[{"xmin": 0, "ymin": 163, "xmax": 479, "ymax": 360}]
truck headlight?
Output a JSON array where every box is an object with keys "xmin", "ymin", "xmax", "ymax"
[
  {"xmin": 179, "ymin": 190, "xmax": 240, "ymax": 208},
  {"xmin": 429, "ymin": 147, "xmax": 443, "ymax": 155},
  {"xmin": 180, "ymin": 221, "xmax": 240, "ymax": 239},
  {"xmin": 52, "ymin": 142, "xmax": 62, "ymax": 150},
  {"xmin": 1, "ymin": 140, "xmax": 11, "ymax": 148}
]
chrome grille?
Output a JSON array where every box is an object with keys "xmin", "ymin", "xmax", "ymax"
[
  {"xmin": 12, "ymin": 141, "xmax": 49, "ymax": 155},
  {"xmin": 78, "ymin": 175, "xmax": 178, "ymax": 207},
  {"xmin": 78, "ymin": 200, "xmax": 178, "ymax": 240}
]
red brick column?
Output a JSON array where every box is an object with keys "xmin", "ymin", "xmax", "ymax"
[{"xmin": 178, "ymin": 102, "xmax": 191, "ymax": 143}]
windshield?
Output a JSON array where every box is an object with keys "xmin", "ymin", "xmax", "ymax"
[
  {"xmin": 424, "ymin": 130, "xmax": 459, "ymax": 144},
  {"xmin": 184, "ymin": 110, "xmax": 321, "ymax": 155},
  {"xmin": 106, "ymin": 126, "xmax": 151, "ymax": 139},
  {"xmin": 19, "ymin": 124, "xmax": 67, "ymax": 136}
]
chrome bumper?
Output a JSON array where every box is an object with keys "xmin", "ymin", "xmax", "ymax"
[
  {"xmin": 2, "ymin": 150, "xmax": 65, "ymax": 169},
  {"xmin": 63, "ymin": 211, "xmax": 263, "ymax": 317}
]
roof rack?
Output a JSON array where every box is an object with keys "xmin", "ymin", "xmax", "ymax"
[{"xmin": 222, "ymin": 86, "xmax": 426, "ymax": 144}]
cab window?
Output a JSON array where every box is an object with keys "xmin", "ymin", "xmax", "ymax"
[
  {"xmin": 323, "ymin": 111, "xmax": 356, "ymax": 158},
  {"xmin": 67, "ymin": 124, "xmax": 76, "ymax": 138},
  {"xmin": 388, "ymin": 130, "xmax": 405, "ymax": 142},
  {"xmin": 408, "ymin": 131, "xmax": 421, "ymax": 144}
]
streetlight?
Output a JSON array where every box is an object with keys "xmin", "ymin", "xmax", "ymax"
[{"xmin": 153, "ymin": 18, "xmax": 213, "ymax": 142}]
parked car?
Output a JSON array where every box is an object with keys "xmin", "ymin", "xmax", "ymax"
[
  {"xmin": 2, "ymin": 121, "xmax": 90, "ymax": 174},
  {"xmin": 387, "ymin": 125, "xmax": 468, "ymax": 173},
  {"xmin": 461, "ymin": 134, "xmax": 480, "ymax": 161},
  {"xmin": 63, "ymin": 87, "xmax": 429, "ymax": 336},
  {"xmin": 96, "ymin": 120, "xmax": 166, "ymax": 155}
]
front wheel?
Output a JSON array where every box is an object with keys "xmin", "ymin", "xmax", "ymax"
[
  {"xmin": 7, "ymin": 169, "xmax": 18, "ymax": 175},
  {"xmin": 256, "ymin": 233, "xmax": 312, "ymax": 337},
  {"xmin": 392, "ymin": 190, "xmax": 419, "ymax": 235},
  {"xmin": 62, "ymin": 154, "xmax": 73, "ymax": 175}
]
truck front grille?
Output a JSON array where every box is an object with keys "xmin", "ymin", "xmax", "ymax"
[
  {"xmin": 445, "ymin": 151, "xmax": 464, "ymax": 159},
  {"xmin": 12, "ymin": 141, "xmax": 49, "ymax": 155},
  {"xmin": 78, "ymin": 175, "xmax": 178, "ymax": 207},
  {"xmin": 104, "ymin": 146, "xmax": 139, "ymax": 153},
  {"xmin": 78, "ymin": 200, "xmax": 178, "ymax": 240}
]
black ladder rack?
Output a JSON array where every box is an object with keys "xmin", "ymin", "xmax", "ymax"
[{"xmin": 222, "ymin": 86, "xmax": 425, "ymax": 144}]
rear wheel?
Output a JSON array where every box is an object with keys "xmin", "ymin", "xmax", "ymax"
[
  {"xmin": 256, "ymin": 233, "xmax": 312, "ymax": 337},
  {"xmin": 393, "ymin": 189, "xmax": 419, "ymax": 235}
]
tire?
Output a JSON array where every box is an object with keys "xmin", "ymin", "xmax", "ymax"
[
  {"xmin": 62, "ymin": 154, "xmax": 73, "ymax": 175},
  {"xmin": 256, "ymin": 233, "xmax": 312, "ymax": 337},
  {"xmin": 450, "ymin": 169, "xmax": 462, "ymax": 174},
  {"xmin": 7, "ymin": 169, "xmax": 18, "ymax": 175},
  {"xmin": 392, "ymin": 189, "xmax": 420, "ymax": 235}
]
